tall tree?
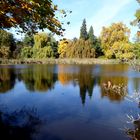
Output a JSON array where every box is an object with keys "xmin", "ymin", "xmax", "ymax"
[
  {"xmin": 0, "ymin": 0, "xmax": 68, "ymax": 35},
  {"xmin": 88, "ymin": 26, "xmax": 94, "ymax": 43},
  {"xmin": 80, "ymin": 19, "xmax": 88, "ymax": 40},
  {"xmin": 100, "ymin": 22, "xmax": 134, "ymax": 59}
]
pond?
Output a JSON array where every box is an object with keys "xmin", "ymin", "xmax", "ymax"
[{"xmin": 0, "ymin": 64, "xmax": 140, "ymax": 140}]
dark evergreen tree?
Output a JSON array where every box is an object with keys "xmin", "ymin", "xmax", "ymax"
[
  {"xmin": 88, "ymin": 26, "xmax": 94, "ymax": 43},
  {"xmin": 80, "ymin": 19, "xmax": 88, "ymax": 40}
]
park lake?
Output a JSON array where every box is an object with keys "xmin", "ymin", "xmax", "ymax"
[{"xmin": 0, "ymin": 64, "xmax": 140, "ymax": 140}]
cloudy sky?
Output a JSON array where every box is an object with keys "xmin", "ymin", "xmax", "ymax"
[{"xmin": 54, "ymin": 0, "xmax": 139, "ymax": 41}]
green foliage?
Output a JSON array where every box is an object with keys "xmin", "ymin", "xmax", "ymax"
[
  {"xmin": 23, "ymin": 34, "xmax": 34, "ymax": 47},
  {"xmin": 88, "ymin": 26, "xmax": 94, "ymax": 43},
  {"xmin": 80, "ymin": 19, "xmax": 88, "ymax": 40},
  {"xmin": 0, "ymin": 30, "xmax": 16, "ymax": 52},
  {"xmin": 32, "ymin": 46, "xmax": 54, "ymax": 59},
  {"xmin": 34, "ymin": 33, "xmax": 49, "ymax": 49},
  {"xmin": 100, "ymin": 22, "xmax": 132, "ymax": 59},
  {"xmin": 20, "ymin": 47, "xmax": 33, "ymax": 58},
  {"xmin": 48, "ymin": 33, "xmax": 59, "ymax": 58},
  {"xmin": 133, "ymin": 43, "xmax": 140, "ymax": 59}
]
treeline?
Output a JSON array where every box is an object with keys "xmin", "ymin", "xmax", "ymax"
[{"xmin": 0, "ymin": 19, "xmax": 140, "ymax": 60}]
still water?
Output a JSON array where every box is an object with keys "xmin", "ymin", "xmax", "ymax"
[{"xmin": 0, "ymin": 64, "xmax": 140, "ymax": 140}]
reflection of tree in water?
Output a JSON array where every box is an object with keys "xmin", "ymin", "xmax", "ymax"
[
  {"xmin": 78, "ymin": 66, "xmax": 95, "ymax": 105},
  {"xmin": 125, "ymin": 119, "xmax": 140, "ymax": 140},
  {"xmin": 20, "ymin": 65, "xmax": 57, "ymax": 92},
  {"xmin": 58, "ymin": 65, "xmax": 96, "ymax": 105},
  {"xmin": 100, "ymin": 76, "xmax": 128, "ymax": 102},
  {"xmin": 0, "ymin": 106, "xmax": 42, "ymax": 140},
  {"xmin": 0, "ymin": 68, "xmax": 16, "ymax": 93},
  {"xmin": 124, "ymin": 91, "xmax": 140, "ymax": 140}
]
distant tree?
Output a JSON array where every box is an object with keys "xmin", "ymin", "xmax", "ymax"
[
  {"xmin": 20, "ymin": 46, "xmax": 33, "ymax": 58},
  {"xmin": 80, "ymin": 19, "xmax": 88, "ymax": 40},
  {"xmin": 100, "ymin": 22, "xmax": 133, "ymax": 59},
  {"xmin": 88, "ymin": 26, "xmax": 94, "ymax": 43},
  {"xmin": 0, "ymin": 46, "xmax": 10, "ymax": 58},
  {"xmin": 33, "ymin": 33, "xmax": 49, "ymax": 49},
  {"xmin": 58, "ymin": 39, "xmax": 69, "ymax": 58},
  {"xmin": 48, "ymin": 33, "xmax": 59, "ymax": 58},
  {"xmin": 66, "ymin": 39, "xmax": 95, "ymax": 58},
  {"xmin": 133, "ymin": 43, "xmax": 140, "ymax": 59},
  {"xmin": 0, "ymin": 30, "xmax": 16, "ymax": 52},
  {"xmin": 23, "ymin": 34, "xmax": 34, "ymax": 47},
  {"xmin": 72, "ymin": 37, "xmax": 78, "ymax": 42}
]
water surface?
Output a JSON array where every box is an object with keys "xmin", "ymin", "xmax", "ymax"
[{"xmin": 0, "ymin": 64, "xmax": 140, "ymax": 140}]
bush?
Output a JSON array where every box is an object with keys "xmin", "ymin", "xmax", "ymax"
[
  {"xmin": 0, "ymin": 46, "xmax": 11, "ymax": 58},
  {"xmin": 20, "ymin": 47, "xmax": 33, "ymax": 58}
]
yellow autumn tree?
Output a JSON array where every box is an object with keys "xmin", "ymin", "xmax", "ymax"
[
  {"xmin": 100, "ymin": 22, "xmax": 133, "ymax": 59},
  {"xmin": 58, "ymin": 39, "xmax": 70, "ymax": 58}
]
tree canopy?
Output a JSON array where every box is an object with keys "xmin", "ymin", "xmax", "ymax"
[
  {"xmin": 0, "ymin": 0, "xmax": 67, "ymax": 35},
  {"xmin": 80, "ymin": 19, "xmax": 88, "ymax": 40},
  {"xmin": 100, "ymin": 22, "xmax": 134, "ymax": 59}
]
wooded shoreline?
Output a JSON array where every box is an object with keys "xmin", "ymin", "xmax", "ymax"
[{"xmin": 0, "ymin": 58, "xmax": 132, "ymax": 65}]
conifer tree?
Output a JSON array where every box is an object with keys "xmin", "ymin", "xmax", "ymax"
[
  {"xmin": 80, "ymin": 19, "xmax": 88, "ymax": 40},
  {"xmin": 88, "ymin": 26, "xmax": 94, "ymax": 43}
]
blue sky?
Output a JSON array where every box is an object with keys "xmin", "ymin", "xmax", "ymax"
[
  {"xmin": 53, "ymin": 0, "xmax": 139, "ymax": 41},
  {"xmin": 12, "ymin": 0, "xmax": 139, "ymax": 41}
]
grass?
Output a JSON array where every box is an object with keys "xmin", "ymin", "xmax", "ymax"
[{"xmin": 0, "ymin": 58, "xmax": 122, "ymax": 65}]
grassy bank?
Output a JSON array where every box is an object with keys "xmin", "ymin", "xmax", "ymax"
[{"xmin": 0, "ymin": 58, "xmax": 123, "ymax": 65}]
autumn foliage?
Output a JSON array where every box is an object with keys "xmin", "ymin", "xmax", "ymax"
[{"xmin": 0, "ymin": 0, "xmax": 65, "ymax": 35}]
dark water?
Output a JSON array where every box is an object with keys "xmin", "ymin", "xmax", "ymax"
[{"xmin": 0, "ymin": 64, "xmax": 140, "ymax": 140}]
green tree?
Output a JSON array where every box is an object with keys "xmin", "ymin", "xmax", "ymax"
[
  {"xmin": 100, "ymin": 22, "xmax": 132, "ymax": 59},
  {"xmin": 23, "ymin": 34, "xmax": 34, "ymax": 47},
  {"xmin": 33, "ymin": 33, "xmax": 49, "ymax": 49},
  {"xmin": 88, "ymin": 26, "xmax": 94, "ymax": 43},
  {"xmin": 80, "ymin": 19, "xmax": 88, "ymax": 40},
  {"xmin": 0, "ymin": 30, "xmax": 16, "ymax": 52},
  {"xmin": 133, "ymin": 43, "xmax": 140, "ymax": 59},
  {"xmin": 20, "ymin": 47, "xmax": 33, "ymax": 58},
  {"xmin": 88, "ymin": 26, "xmax": 102, "ymax": 57}
]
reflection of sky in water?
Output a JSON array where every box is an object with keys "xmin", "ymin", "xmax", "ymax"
[{"xmin": 0, "ymin": 64, "xmax": 139, "ymax": 140}]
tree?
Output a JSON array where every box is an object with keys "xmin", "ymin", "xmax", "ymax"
[
  {"xmin": 88, "ymin": 26, "xmax": 94, "ymax": 43},
  {"xmin": 88, "ymin": 26, "xmax": 102, "ymax": 57},
  {"xmin": 33, "ymin": 33, "xmax": 49, "ymax": 49},
  {"xmin": 131, "ymin": 0, "xmax": 140, "ymax": 28},
  {"xmin": 20, "ymin": 46, "xmax": 33, "ymax": 58},
  {"xmin": 0, "ymin": 0, "xmax": 67, "ymax": 35},
  {"xmin": 133, "ymin": 43, "xmax": 140, "ymax": 59},
  {"xmin": 100, "ymin": 22, "xmax": 132, "ymax": 59},
  {"xmin": 80, "ymin": 19, "xmax": 88, "ymax": 40},
  {"xmin": 23, "ymin": 34, "xmax": 34, "ymax": 47},
  {"xmin": 58, "ymin": 39, "xmax": 69, "ymax": 58},
  {"xmin": 0, "ymin": 30, "xmax": 16, "ymax": 52}
]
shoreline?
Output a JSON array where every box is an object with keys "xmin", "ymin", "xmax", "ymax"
[{"xmin": 0, "ymin": 58, "xmax": 125, "ymax": 65}]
